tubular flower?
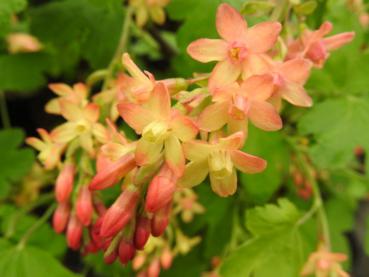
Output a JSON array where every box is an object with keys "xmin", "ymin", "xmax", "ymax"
[
  {"xmin": 45, "ymin": 83, "xmax": 89, "ymax": 115},
  {"xmin": 287, "ymin": 21, "xmax": 355, "ymax": 67},
  {"xmin": 180, "ymin": 132, "xmax": 266, "ymax": 196},
  {"xmin": 187, "ymin": 3, "xmax": 281, "ymax": 89},
  {"xmin": 118, "ymin": 82, "xmax": 198, "ymax": 177},
  {"xmin": 26, "ymin": 128, "xmax": 65, "ymax": 170},
  {"xmin": 53, "ymin": 202, "xmax": 70, "ymax": 234},
  {"xmin": 76, "ymin": 185, "xmax": 94, "ymax": 226},
  {"xmin": 55, "ymin": 163, "xmax": 75, "ymax": 203},
  {"xmin": 301, "ymin": 244, "xmax": 349, "ymax": 277},
  {"xmin": 51, "ymin": 100, "xmax": 108, "ymax": 155},
  {"xmin": 198, "ymin": 74, "xmax": 282, "ymax": 137},
  {"xmin": 130, "ymin": 0, "xmax": 171, "ymax": 27}
]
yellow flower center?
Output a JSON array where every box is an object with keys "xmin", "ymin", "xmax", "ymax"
[
  {"xmin": 208, "ymin": 149, "xmax": 233, "ymax": 178},
  {"xmin": 142, "ymin": 121, "xmax": 168, "ymax": 142}
]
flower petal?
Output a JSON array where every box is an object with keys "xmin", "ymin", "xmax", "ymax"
[
  {"xmin": 209, "ymin": 168, "xmax": 237, "ymax": 197},
  {"xmin": 218, "ymin": 131, "xmax": 245, "ymax": 150},
  {"xmin": 248, "ymin": 101, "xmax": 282, "ymax": 131},
  {"xmin": 148, "ymin": 82, "xmax": 170, "ymax": 120},
  {"xmin": 323, "ymin": 32, "xmax": 355, "ymax": 51},
  {"xmin": 244, "ymin": 22, "xmax": 282, "ymax": 53},
  {"xmin": 52, "ymin": 122, "xmax": 79, "ymax": 143},
  {"xmin": 83, "ymin": 103, "xmax": 100, "ymax": 123},
  {"xmin": 170, "ymin": 114, "xmax": 198, "ymax": 141},
  {"xmin": 216, "ymin": 3, "xmax": 247, "ymax": 42},
  {"xmin": 187, "ymin": 39, "xmax": 228, "ymax": 63},
  {"xmin": 48, "ymin": 83, "xmax": 73, "ymax": 96},
  {"xmin": 231, "ymin": 150, "xmax": 266, "ymax": 173},
  {"xmin": 279, "ymin": 83, "xmax": 313, "ymax": 107},
  {"xmin": 209, "ymin": 60, "xmax": 241, "ymax": 90},
  {"xmin": 178, "ymin": 160, "xmax": 209, "ymax": 188},
  {"xmin": 227, "ymin": 117, "xmax": 248, "ymax": 142},
  {"xmin": 165, "ymin": 134, "xmax": 185, "ymax": 177},
  {"xmin": 117, "ymin": 102, "xmax": 153, "ymax": 134},
  {"xmin": 183, "ymin": 140, "xmax": 213, "ymax": 161},
  {"xmin": 135, "ymin": 138, "xmax": 163, "ymax": 166},
  {"xmin": 59, "ymin": 100, "xmax": 82, "ymax": 122},
  {"xmin": 197, "ymin": 101, "xmax": 229, "ymax": 132},
  {"xmin": 122, "ymin": 53, "xmax": 151, "ymax": 85},
  {"xmin": 240, "ymin": 74, "xmax": 274, "ymax": 101},
  {"xmin": 279, "ymin": 58, "xmax": 312, "ymax": 84}
]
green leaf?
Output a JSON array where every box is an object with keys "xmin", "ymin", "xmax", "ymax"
[
  {"xmin": 293, "ymin": 1, "xmax": 317, "ymax": 15},
  {"xmin": 0, "ymin": 129, "xmax": 34, "ymax": 198},
  {"xmin": 30, "ymin": 0, "xmax": 124, "ymax": 72},
  {"xmin": 0, "ymin": 245, "xmax": 78, "ymax": 277},
  {"xmin": 220, "ymin": 199, "xmax": 305, "ymax": 277},
  {"xmin": 240, "ymin": 127, "xmax": 290, "ymax": 204},
  {"xmin": 0, "ymin": 53, "xmax": 50, "ymax": 92},
  {"xmin": 298, "ymin": 96, "xmax": 369, "ymax": 169},
  {"xmin": 0, "ymin": 0, "xmax": 27, "ymax": 36}
]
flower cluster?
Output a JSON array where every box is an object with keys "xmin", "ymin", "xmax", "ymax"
[{"xmin": 27, "ymin": 2, "xmax": 354, "ymax": 275}]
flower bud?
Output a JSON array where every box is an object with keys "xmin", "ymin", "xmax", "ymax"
[
  {"xmin": 104, "ymin": 250, "xmax": 117, "ymax": 264},
  {"xmin": 52, "ymin": 202, "xmax": 70, "ymax": 233},
  {"xmin": 100, "ymin": 187, "xmax": 139, "ymax": 237},
  {"xmin": 151, "ymin": 202, "xmax": 171, "ymax": 237},
  {"xmin": 160, "ymin": 247, "xmax": 173, "ymax": 269},
  {"xmin": 89, "ymin": 154, "xmax": 136, "ymax": 190},
  {"xmin": 55, "ymin": 164, "xmax": 75, "ymax": 203},
  {"xmin": 133, "ymin": 253, "xmax": 147, "ymax": 270},
  {"xmin": 66, "ymin": 214, "xmax": 83, "ymax": 250},
  {"xmin": 145, "ymin": 165, "xmax": 177, "ymax": 213},
  {"xmin": 76, "ymin": 185, "xmax": 93, "ymax": 226},
  {"xmin": 147, "ymin": 259, "xmax": 161, "ymax": 277},
  {"xmin": 118, "ymin": 238, "xmax": 136, "ymax": 265},
  {"xmin": 134, "ymin": 216, "xmax": 151, "ymax": 249}
]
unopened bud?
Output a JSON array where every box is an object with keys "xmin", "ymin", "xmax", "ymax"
[
  {"xmin": 151, "ymin": 202, "xmax": 171, "ymax": 237},
  {"xmin": 160, "ymin": 247, "xmax": 173, "ymax": 269},
  {"xmin": 55, "ymin": 164, "xmax": 75, "ymax": 203},
  {"xmin": 147, "ymin": 259, "xmax": 161, "ymax": 277},
  {"xmin": 66, "ymin": 214, "xmax": 83, "ymax": 250},
  {"xmin": 134, "ymin": 216, "xmax": 151, "ymax": 249},
  {"xmin": 118, "ymin": 238, "xmax": 136, "ymax": 265},
  {"xmin": 52, "ymin": 202, "xmax": 70, "ymax": 233},
  {"xmin": 76, "ymin": 185, "xmax": 93, "ymax": 226}
]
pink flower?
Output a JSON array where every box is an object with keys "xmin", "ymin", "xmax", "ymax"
[
  {"xmin": 187, "ymin": 3, "xmax": 281, "ymax": 89},
  {"xmin": 287, "ymin": 21, "xmax": 355, "ymax": 67},
  {"xmin": 118, "ymin": 238, "xmax": 136, "ymax": 264},
  {"xmin": 151, "ymin": 202, "xmax": 171, "ymax": 237},
  {"xmin": 55, "ymin": 164, "xmax": 75, "ymax": 203},
  {"xmin": 145, "ymin": 163, "xmax": 178, "ymax": 213},
  {"xmin": 52, "ymin": 202, "xmax": 70, "ymax": 233},
  {"xmin": 100, "ymin": 186, "xmax": 139, "ymax": 238},
  {"xmin": 198, "ymin": 75, "xmax": 282, "ymax": 137},
  {"xmin": 180, "ymin": 132, "xmax": 266, "ymax": 197},
  {"xmin": 118, "ymin": 82, "xmax": 198, "ymax": 177},
  {"xmin": 76, "ymin": 185, "xmax": 94, "ymax": 226},
  {"xmin": 6, "ymin": 33, "xmax": 43, "ymax": 54},
  {"xmin": 66, "ymin": 214, "xmax": 83, "ymax": 250},
  {"xmin": 134, "ymin": 215, "xmax": 151, "ymax": 249}
]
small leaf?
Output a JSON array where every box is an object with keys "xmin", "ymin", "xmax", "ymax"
[
  {"xmin": 241, "ymin": 1, "xmax": 275, "ymax": 16},
  {"xmin": 293, "ymin": 1, "xmax": 317, "ymax": 15}
]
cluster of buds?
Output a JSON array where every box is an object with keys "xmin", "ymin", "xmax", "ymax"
[{"xmin": 27, "ymin": 2, "xmax": 354, "ymax": 274}]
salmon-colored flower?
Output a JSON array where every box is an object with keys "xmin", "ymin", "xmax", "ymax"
[
  {"xmin": 244, "ymin": 55, "xmax": 313, "ymax": 108},
  {"xmin": 53, "ymin": 202, "xmax": 70, "ymax": 233},
  {"xmin": 187, "ymin": 3, "xmax": 281, "ymax": 89},
  {"xmin": 134, "ymin": 215, "xmax": 151, "ymax": 249},
  {"xmin": 287, "ymin": 21, "xmax": 355, "ymax": 67},
  {"xmin": 301, "ymin": 243, "xmax": 349, "ymax": 277},
  {"xmin": 66, "ymin": 214, "xmax": 83, "ymax": 250},
  {"xmin": 118, "ymin": 238, "xmax": 136, "ymax": 264},
  {"xmin": 46, "ymin": 83, "xmax": 88, "ymax": 115},
  {"xmin": 51, "ymin": 100, "xmax": 108, "ymax": 155},
  {"xmin": 198, "ymin": 75, "xmax": 282, "ymax": 136},
  {"xmin": 26, "ymin": 128, "xmax": 65, "ymax": 170},
  {"xmin": 118, "ymin": 82, "xmax": 198, "ymax": 177},
  {"xmin": 151, "ymin": 202, "xmax": 171, "ymax": 237},
  {"xmin": 180, "ymin": 132, "xmax": 266, "ymax": 197},
  {"xmin": 145, "ymin": 163, "xmax": 178, "ymax": 213},
  {"xmin": 76, "ymin": 185, "xmax": 93, "ymax": 226},
  {"xmin": 6, "ymin": 33, "xmax": 43, "ymax": 54},
  {"xmin": 55, "ymin": 163, "xmax": 75, "ymax": 203}
]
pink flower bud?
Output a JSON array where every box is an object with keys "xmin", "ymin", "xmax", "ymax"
[
  {"xmin": 52, "ymin": 202, "xmax": 70, "ymax": 233},
  {"xmin": 118, "ymin": 238, "xmax": 136, "ymax": 265},
  {"xmin": 160, "ymin": 247, "xmax": 173, "ymax": 269},
  {"xmin": 133, "ymin": 254, "xmax": 146, "ymax": 270},
  {"xmin": 147, "ymin": 259, "xmax": 161, "ymax": 277},
  {"xmin": 151, "ymin": 202, "xmax": 171, "ymax": 237},
  {"xmin": 134, "ymin": 216, "xmax": 151, "ymax": 249},
  {"xmin": 100, "ymin": 187, "xmax": 139, "ymax": 237},
  {"xmin": 145, "ymin": 165, "xmax": 177, "ymax": 213},
  {"xmin": 55, "ymin": 164, "xmax": 75, "ymax": 203},
  {"xmin": 66, "ymin": 214, "xmax": 83, "ymax": 250},
  {"xmin": 76, "ymin": 185, "xmax": 93, "ymax": 226},
  {"xmin": 104, "ymin": 250, "xmax": 118, "ymax": 264},
  {"xmin": 89, "ymin": 154, "xmax": 136, "ymax": 190}
]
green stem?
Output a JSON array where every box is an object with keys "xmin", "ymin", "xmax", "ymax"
[
  {"xmin": 102, "ymin": 6, "xmax": 134, "ymax": 90},
  {"xmin": 5, "ymin": 192, "xmax": 54, "ymax": 239},
  {"xmin": 288, "ymin": 138, "xmax": 331, "ymax": 249},
  {"xmin": 0, "ymin": 91, "xmax": 11, "ymax": 128},
  {"xmin": 17, "ymin": 203, "xmax": 56, "ymax": 249}
]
